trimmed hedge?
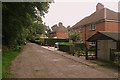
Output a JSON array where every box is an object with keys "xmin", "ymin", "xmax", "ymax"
[
  {"xmin": 34, "ymin": 38, "xmax": 44, "ymax": 45},
  {"xmin": 58, "ymin": 42, "xmax": 73, "ymax": 53},
  {"xmin": 44, "ymin": 38, "xmax": 69, "ymax": 46},
  {"xmin": 58, "ymin": 42, "xmax": 86, "ymax": 54},
  {"xmin": 30, "ymin": 38, "xmax": 69, "ymax": 46}
]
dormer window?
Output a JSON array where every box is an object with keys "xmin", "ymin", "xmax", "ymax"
[{"xmin": 89, "ymin": 23, "xmax": 96, "ymax": 30}]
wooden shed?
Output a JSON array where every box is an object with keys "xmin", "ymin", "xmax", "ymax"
[{"xmin": 87, "ymin": 31, "xmax": 120, "ymax": 61}]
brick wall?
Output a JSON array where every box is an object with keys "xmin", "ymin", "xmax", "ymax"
[
  {"xmin": 79, "ymin": 21, "xmax": 119, "ymax": 47},
  {"xmin": 56, "ymin": 32, "xmax": 68, "ymax": 39},
  {"xmin": 105, "ymin": 21, "xmax": 119, "ymax": 32},
  {"xmin": 80, "ymin": 22, "xmax": 105, "ymax": 45}
]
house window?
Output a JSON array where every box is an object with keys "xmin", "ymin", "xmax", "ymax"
[
  {"xmin": 89, "ymin": 23, "xmax": 96, "ymax": 30},
  {"xmin": 89, "ymin": 41, "xmax": 96, "ymax": 46}
]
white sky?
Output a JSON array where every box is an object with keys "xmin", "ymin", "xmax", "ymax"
[{"xmin": 43, "ymin": 0, "xmax": 119, "ymax": 28}]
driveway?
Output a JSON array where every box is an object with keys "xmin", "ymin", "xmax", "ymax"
[{"xmin": 10, "ymin": 43, "xmax": 118, "ymax": 78}]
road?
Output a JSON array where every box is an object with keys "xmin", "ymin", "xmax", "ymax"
[{"xmin": 10, "ymin": 43, "xmax": 118, "ymax": 78}]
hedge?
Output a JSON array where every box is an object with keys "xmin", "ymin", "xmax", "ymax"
[
  {"xmin": 44, "ymin": 38, "xmax": 69, "ymax": 46},
  {"xmin": 30, "ymin": 38, "xmax": 69, "ymax": 46},
  {"xmin": 74, "ymin": 43, "xmax": 86, "ymax": 51},
  {"xmin": 58, "ymin": 42, "xmax": 86, "ymax": 54},
  {"xmin": 34, "ymin": 38, "xmax": 44, "ymax": 45},
  {"xmin": 58, "ymin": 42, "xmax": 73, "ymax": 53}
]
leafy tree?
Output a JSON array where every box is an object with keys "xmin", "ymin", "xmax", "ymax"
[
  {"xmin": 2, "ymin": 2, "xmax": 50, "ymax": 48},
  {"xmin": 45, "ymin": 26, "xmax": 51, "ymax": 38},
  {"xmin": 69, "ymin": 32, "xmax": 81, "ymax": 42}
]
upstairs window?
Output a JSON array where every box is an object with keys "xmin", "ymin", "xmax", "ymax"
[{"xmin": 89, "ymin": 23, "xmax": 96, "ymax": 30}]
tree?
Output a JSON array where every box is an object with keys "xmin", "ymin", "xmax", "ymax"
[
  {"xmin": 2, "ymin": 2, "xmax": 50, "ymax": 48},
  {"xmin": 69, "ymin": 32, "xmax": 81, "ymax": 42},
  {"xmin": 45, "ymin": 26, "xmax": 51, "ymax": 38}
]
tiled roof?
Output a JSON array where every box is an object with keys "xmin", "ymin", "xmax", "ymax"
[
  {"xmin": 71, "ymin": 8, "xmax": 119, "ymax": 29},
  {"xmin": 55, "ymin": 26, "xmax": 68, "ymax": 32}
]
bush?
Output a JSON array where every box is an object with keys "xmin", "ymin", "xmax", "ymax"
[
  {"xmin": 74, "ymin": 43, "xmax": 86, "ymax": 51},
  {"xmin": 88, "ymin": 46, "xmax": 96, "ymax": 51},
  {"xmin": 58, "ymin": 42, "xmax": 86, "ymax": 56},
  {"xmin": 58, "ymin": 42, "xmax": 73, "ymax": 53},
  {"xmin": 30, "ymin": 38, "xmax": 69, "ymax": 46},
  {"xmin": 34, "ymin": 38, "xmax": 44, "ymax": 45},
  {"xmin": 44, "ymin": 38, "xmax": 69, "ymax": 46}
]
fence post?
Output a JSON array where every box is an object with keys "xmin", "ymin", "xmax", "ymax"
[{"xmin": 110, "ymin": 48, "xmax": 111, "ymax": 61}]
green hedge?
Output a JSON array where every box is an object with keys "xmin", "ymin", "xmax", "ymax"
[
  {"xmin": 74, "ymin": 43, "xmax": 86, "ymax": 51},
  {"xmin": 34, "ymin": 38, "xmax": 44, "ymax": 45},
  {"xmin": 58, "ymin": 42, "xmax": 73, "ymax": 53},
  {"xmin": 58, "ymin": 42, "xmax": 86, "ymax": 54},
  {"xmin": 30, "ymin": 38, "xmax": 69, "ymax": 46},
  {"xmin": 44, "ymin": 38, "xmax": 69, "ymax": 46}
]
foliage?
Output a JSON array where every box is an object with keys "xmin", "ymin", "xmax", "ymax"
[
  {"xmin": 45, "ymin": 28, "xmax": 52, "ymax": 38},
  {"xmin": 2, "ymin": 2, "xmax": 50, "ymax": 49},
  {"xmin": 110, "ymin": 49, "xmax": 120, "ymax": 66},
  {"xmin": 44, "ymin": 38, "xmax": 69, "ymax": 46},
  {"xmin": 2, "ymin": 47, "xmax": 22, "ymax": 78},
  {"xmin": 88, "ymin": 46, "xmax": 96, "ymax": 51},
  {"xmin": 58, "ymin": 42, "xmax": 73, "ymax": 53},
  {"xmin": 34, "ymin": 38, "xmax": 44, "ymax": 45},
  {"xmin": 69, "ymin": 32, "xmax": 81, "ymax": 42},
  {"xmin": 74, "ymin": 43, "xmax": 86, "ymax": 51},
  {"xmin": 58, "ymin": 42, "xmax": 87, "ymax": 55}
]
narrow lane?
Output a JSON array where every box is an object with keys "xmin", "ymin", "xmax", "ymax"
[{"xmin": 10, "ymin": 43, "xmax": 118, "ymax": 78}]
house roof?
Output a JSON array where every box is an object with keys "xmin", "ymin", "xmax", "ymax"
[
  {"xmin": 71, "ymin": 8, "xmax": 119, "ymax": 29},
  {"xmin": 40, "ymin": 34, "xmax": 48, "ymax": 38},
  {"xmin": 87, "ymin": 31, "xmax": 120, "ymax": 41},
  {"xmin": 53, "ymin": 26, "xmax": 68, "ymax": 32}
]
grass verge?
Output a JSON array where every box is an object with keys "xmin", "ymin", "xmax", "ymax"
[{"xmin": 2, "ymin": 46, "xmax": 23, "ymax": 78}]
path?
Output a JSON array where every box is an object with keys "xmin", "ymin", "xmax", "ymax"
[{"xmin": 10, "ymin": 43, "xmax": 118, "ymax": 78}]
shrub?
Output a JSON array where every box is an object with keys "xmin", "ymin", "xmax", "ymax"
[
  {"xmin": 58, "ymin": 42, "xmax": 86, "ymax": 56},
  {"xmin": 39, "ymin": 38, "xmax": 44, "ymax": 45},
  {"xmin": 69, "ymin": 32, "xmax": 81, "ymax": 42},
  {"xmin": 74, "ymin": 43, "xmax": 86, "ymax": 51},
  {"xmin": 58, "ymin": 42, "xmax": 73, "ymax": 53},
  {"xmin": 44, "ymin": 38, "xmax": 69, "ymax": 46},
  {"xmin": 34, "ymin": 38, "xmax": 44, "ymax": 45},
  {"xmin": 88, "ymin": 46, "xmax": 96, "ymax": 51}
]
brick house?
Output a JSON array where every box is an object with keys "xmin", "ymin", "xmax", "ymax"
[
  {"xmin": 69, "ymin": 3, "xmax": 119, "ymax": 47},
  {"xmin": 50, "ymin": 22, "xmax": 68, "ymax": 39}
]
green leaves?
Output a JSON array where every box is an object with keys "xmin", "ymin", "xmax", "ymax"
[
  {"xmin": 69, "ymin": 32, "xmax": 81, "ymax": 42},
  {"xmin": 2, "ymin": 2, "xmax": 50, "ymax": 48}
]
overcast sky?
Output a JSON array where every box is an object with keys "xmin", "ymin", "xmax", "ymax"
[{"xmin": 43, "ymin": 0, "xmax": 119, "ymax": 28}]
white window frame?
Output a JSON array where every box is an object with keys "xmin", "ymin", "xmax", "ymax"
[
  {"xmin": 89, "ymin": 41, "xmax": 96, "ymax": 46},
  {"xmin": 89, "ymin": 23, "xmax": 96, "ymax": 30}
]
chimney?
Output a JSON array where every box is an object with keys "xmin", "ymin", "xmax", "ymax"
[
  {"xmin": 58, "ymin": 22, "xmax": 63, "ymax": 27},
  {"xmin": 67, "ymin": 26, "xmax": 70, "ymax": 29},
  {"xmin": 96, "ymin": 3, "xmax": 104, "ymax": 11}
]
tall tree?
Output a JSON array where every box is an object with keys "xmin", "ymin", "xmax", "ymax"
[{"xmin": 2, "ymin": 2, "xmax": 50, "ymax": 48}]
